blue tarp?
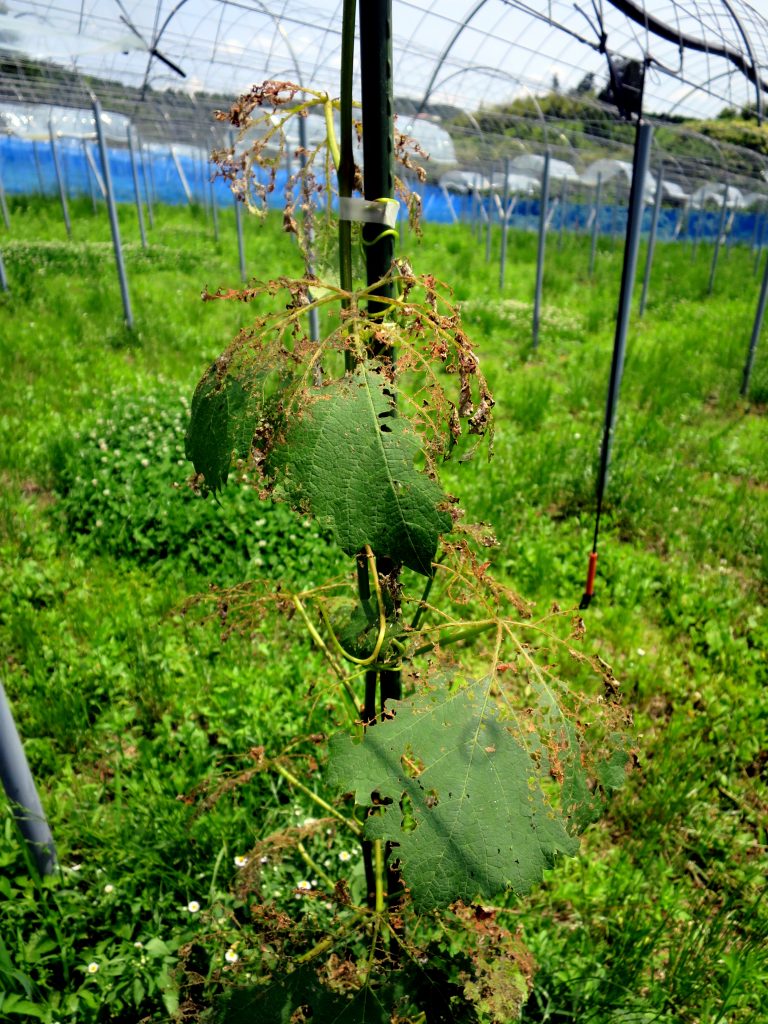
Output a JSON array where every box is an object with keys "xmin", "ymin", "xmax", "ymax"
[{"xmin": 0, "ymin": 134, "xmax": 762, "ymax": 243}]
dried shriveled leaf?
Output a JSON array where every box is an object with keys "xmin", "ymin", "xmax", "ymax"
[{"xmin": 327, "ymin": 679, "xmax": 579, "ymax": 911}]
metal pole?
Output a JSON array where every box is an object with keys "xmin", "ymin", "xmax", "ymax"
[
  {"xmin": 532, "ymin": 152, "xmax": 551, "ymax": 349},
  {"xmin": 754, "ymin": 211, "xmax": 766, "ymax": 276},
  {"xmin": 297, "ymin": 114, "xmax": 319, "ymax": 343},
  {"xmin": 209, "ymin": 172, "xmax": 219, "ymax": 241},
  {"xmin": 83, "ymin": 143, "xmax": 106, "ymax": 199},
  {"xmin": 139, "ymin": 140, "xmax": 154, "ymax": 229},
  {"xmin": 639, "ymin": 164, "xmax": 664, "ymax": 317},
  {"xmin": 93, "ymin": 98, "xmax": 134, "ymax": 329},
  {"xmin": 741, "ymin": 245, "xmax": 768, "ymax": 397},
  {"xmin": 170, "ymin": 146, "xmax": 193, "ymax": 204},
  {"xmin": 81, "ymin": 140, "xmax": 99, "ymax": 213},
  {"xmin": 557, "ymin": 178, "xmax": 569, "ymax": 251},
  {"xmin": 580, "ymin": 121, "xmax": 653, "ymax": 609},
  {"xmin": 0, "ymin": 167, "xmax": 10, "ymax": 230},
  {"xmin": 0, "ymin": 249, "xmax": 8, "ymax": 292},
  {"xmin": 49, "ymin": 123, "xmax": 72, "ymax": 237},
  {"xmin": 589, "ymin": 172, "xmax": 603, "ymax": 277},
  {"xmin": 499, "ymin": 156, "xmax": 510, "ymax": 291},
  {"xmin": 485, "ymin": 164, "xmax": 493, "ymax": 263},
  {"xmin": 32, "ymin": 142, "xmax": 45, "ymax": 195},
  {"xmin": 708, "ymin": 187, "xmax": 729, "ymax": 294},
  {"xmin": 0, "ymin": 681, "xmax": 57, "ymax": 876},
  {"xmin": 230, "ymin": 131, "xmax": 246, "ymax": 283},
  {"xmin": 128, "ymin": 127, "xmax": 147, "ymax": 250}
]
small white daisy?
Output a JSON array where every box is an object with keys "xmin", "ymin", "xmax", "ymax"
[
  {"xmin": 296, "ymin": 880, "xmax": 312, "ymax": 891},
  {"xmin": 103, "ymin": 884, "xmax": 114, "ymax": 894},
  {"xmin": 86, "ymin": 962, "xmax": 99, "ymax": 974},
  {"xmin": 225, "ymin": 948, "xmax": 239, "ymax": 964},
  {"xmin": 234, "ymin": 855, "xmax": 249, "ymax": 868},
  {"xmin": 186, "ymin": 900, "xmax": 201, "ymax": 913},
  {"xmin": 338, "ymin": 851, "xmax": 352, "ymax": 862}
]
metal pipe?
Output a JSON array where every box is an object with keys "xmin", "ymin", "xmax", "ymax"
[
  {"xmin": 83, "ymin": 143, "xmax": 106, "ymax": 199},
  {"xmin": 0, "ymin": 680, "xmax": 57, "ymax": 875},
  {"xmin": 230, "ymin": 131, "xmax": 247, "ymax": 283},
  {"xmin": 0, "ymin": 249, "xmax": 8, "ymax": 292},
  {"xmin": 589, "ymin": 172, "xmax": 603, "ymax": 276},
  {"xmin": 49, "ymin": 123, "xmax": 71, "ymax": 237},
  {"xmin": 138, "ymin": 140, "xmax": 154, "ymax": 229},
  {"xmin": 81, "ymin": 140, "xmax": 98, "ymax": 213},
  {"xmin": 639, "ymin": 164, "xmax": 664, "ymax": 317},
  {"xmin": 485, "ymin": 163, "xmax": 494, "ymax": 263},
  {"xmin": 297, "ymin": 113, "xmax": 319, "ymax": 344},
  {"xmin": 708, "ymin": 187, "xmax": 730, "ymax": 294},
  {"xmin": 557, "ymin": 178, "xmax": 569, "ymax": 250},
  {"xmin": 170, "ymin": 146, "xmax": 193, "ymax": 204},
  {"xmin": 532, "ymin": 152, "xmax": 551, "ymax": 349},
  {"xmin": 754, "ymin": 211, "xmax": 766, "ymax": 276},
  {"xmin": 128, "ymin": 127, "xmax": 147, "ymax": 250},
  {"xmin": 93, "ymin": 98, "xmax": 134, "ymax": 329},
  {"xmin": 581, "ymin": 121, "xmax": 653, "ymax": 609},
  {"xmin": 499, "ymin": 156, "xmax": 510, "ymax": 290},
  {"xmin": 0, "ymin": 167, "xmax": 10, "ymax": 230},
  {"xmin": 741, "ymin": 243, "xmax": 768, "ymax": 396}
]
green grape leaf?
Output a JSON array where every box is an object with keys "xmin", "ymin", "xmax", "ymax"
[
  {"xmin": 210, "ymin": 966, "xmax": 395, "ymax": 1024},
  {"xmin": 270, "ymin": 368, "xmax": 452, "ymax": 575},
  {"xmin": 185, "ymin": 359, "xmax": 262, "ymax": 494},
  {"xmin": 327, "ymin": 679, "xmax": 579, "ymax": 911}
]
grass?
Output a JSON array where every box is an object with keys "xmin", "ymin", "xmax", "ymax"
[{"xmin": 0, "ymin": 195, "xmax": 766, "ymax": 1022}]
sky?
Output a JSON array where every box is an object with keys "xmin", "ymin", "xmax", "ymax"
[{"xmin": 1, "ymin": 0, "xmax": 768, "ymax": 121}]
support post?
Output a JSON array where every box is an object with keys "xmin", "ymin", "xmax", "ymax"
[
  {"xmin": 485, "ymin": 164, "xmax": 494, "ymax": 263},
  {"xmin": 532, "ymin": 152, "xmax": 551, "ymax": 349},
  {"xmin": 82, "ymin": 140, "xmax": 99, "ymax": 212},
  {"xmin": 93, "ymin": 98, "xmax": 134, "ymax": 329},
  {"xmin": 128, "ymin": 127, "xmax": 148, "ymax": 250},
  {"xmin": 49, "ymin": 122, "xmax": 72, "ymax": 237},
  {"xmin": 230, "ymin": 131, "xmax": 247, "ymax": 283},
  {"xmin": 0, "ymin": 167, "xmax": 10, "ymax": 230},
  {"xmin": 499, "ymin": 156, "xmax": 510, "ymax": 291},
  {"xmin": 589, "ymin": 172, "xmax": 603, "ymax": 276},
  {"xmin": 139, "ymin": 141, "xmax": 155, "ymax": 228},
  {"xmin": 639, "ymin": 164, "xmax": 664, "ymax": 317},
  {"xmin": 708, "ymin": 187, "xmax": 729, "ymax": 294},
  {"xmin": 741, "ymin": 244, "xmax": 768, "ymax": 397},
  {"xmin": 0, "ymin": 249, "xmax": 8, "ymax": 292},
  {"xmin": 170, "ymin": 146, "xmax": 193, "ymax": 204},
  {"xmin": 581, "ymin": 121, "xmax": 653, "ymax": 609},
  {"xmin": 0, "ymin": 681, "xmax": 57, "ymax": 876},
  {"xmin": 297, "ymin": 114, "xmax": 319, "ymax": 343}
]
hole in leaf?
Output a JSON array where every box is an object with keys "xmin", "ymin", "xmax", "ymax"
[
  {"xmin": 380, "ymin": 424, "xmax": 392, "ymax": 433},
  {"xmin": 400, "ymin": 745, "xmax": 425, "ymax": 778},
  {"xmin": 400, "ymin": 792, "xmax": 417, "ymax": 833}
]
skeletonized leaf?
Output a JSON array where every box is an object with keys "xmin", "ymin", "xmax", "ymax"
[
  {"xmin": 327, "ymin": 679, "xmax": 579, "ymax": 911},
  {"xmin": 270, "ymin": 368, "xmax": 452, "ymax": 575}
]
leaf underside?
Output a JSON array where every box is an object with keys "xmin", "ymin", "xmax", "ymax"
[
  {"xmin": 270, "ymin": 368, "xmax": 452, "ymax": 575},
  {"xmin": 211, "ymin": 966, "xmax": 394, "ymax": 1024},
  {"xmin": 328, "ymin": 679, "xmax": 579, "ymax": 912},
  {"xmin": 185, "ymin": 360, "xmax": 262, "ymax": 494}
]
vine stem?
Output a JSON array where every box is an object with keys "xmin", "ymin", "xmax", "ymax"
[{"xmin": 273, "ymin": 761, "xmax": 362, "ymax": 836}]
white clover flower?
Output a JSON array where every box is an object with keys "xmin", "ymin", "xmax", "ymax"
[
  {"xmin": 636, "ymin": 648, "xmax": 646, "ymax": 657},
  {"xmin": 234, "ymin": 855, "xmax": 249, "ymax": 868},
  {"xmin": 95, "ymin": 519, "xmax": 103, "ymax": 529},
  {"xmin": 104, "ymin": 884, "xmax": 114, "ymax": 894},
  {"xmin": 140, "ymin": 458, "xmax": 150, "ymax": 468},
  {"xmin": 102, "ymin": 489, "xmax": 110, "ymax": 497},
  {"xmin": 186, "ymin": 900, "xmax": 201, "ymax": 913},
  {"xmin": 133, "ymin": 941, "xmax": 143, "ymax": 949},
  {"xmin": 296, "ymin": 880, "xmax": 312, "ymax": 891},
  {"xmin": 338, "ymin": 851, "xmax": 352, "ymax": 862},
  {"xmin": 225, "ymin": 948, "xmax": 239, "ymax": 963},
  {"xmin": 87, "ymin": 961, "xmax": 99, "ymax": 974}
]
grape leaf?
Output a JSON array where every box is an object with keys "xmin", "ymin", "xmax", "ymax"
[
  {"xmin": 327, "ymin": 679, "xmax": 579, "ymax": 911},
  {"xmin": 269, "ymin": 368, "xmax": 452, "ymax": 576},
  {"xmin": 210, "ymin": 966, "xmax": 395, "ymax": 1024},
  {"xmin": 185, "ymin": 359, "xmax": 262, "ymax": 494}
]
